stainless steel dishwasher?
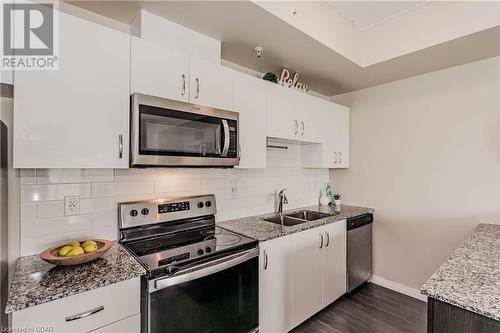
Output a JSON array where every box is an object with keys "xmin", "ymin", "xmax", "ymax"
[{"xmin": 346, "ymin": 213, "xmax": 373, "ymax": 292}]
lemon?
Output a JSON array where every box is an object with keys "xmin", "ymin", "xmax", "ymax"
[
  {"xmin": 67, "ymin": 241, "xmax": 80, "ymax": 247},
  {"xmin": 66, "ymin": 246, "xmax": 84, "ymax": 256},
  {"xmin": 58, "ymin": 245, "xmax": 73, "ymax": 257},
  {"xmin": 83, "ymin": 243, "xmax": 98, "ymax": 254},
  {"xmin": 82, "ymin": 240, "xmax": 97, "ymax": 248}
]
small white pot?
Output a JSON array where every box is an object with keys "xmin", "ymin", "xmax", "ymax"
[{"xmin": 333, "ymin": 199, "xmax": 341, "ymax": 206}]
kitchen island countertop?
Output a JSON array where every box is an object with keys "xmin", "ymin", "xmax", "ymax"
[{"xmin": 421, "ymin": 223, "xmax": 500, "ymax": 321}]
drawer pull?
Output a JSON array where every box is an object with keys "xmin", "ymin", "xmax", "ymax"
[{"xmin": 65, "ymin": 305, "xmax": 104, "ymax": 322}]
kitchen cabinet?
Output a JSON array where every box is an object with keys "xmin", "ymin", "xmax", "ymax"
[
  {"xmin": 189, "ymin": 56, "xmax": 233, "ymax": 110},
  {"xmin": 13, "ymin": 9, "xmax": 130, "ymax": 168},
  {"xmin": 266, "ymin": 83, "xmax": 317, "ymax": 142},
  {"xmin": 259, "ymin": 235, "xmax": 292, "ymax": 333},
  {"xmin": 289, "ymin": 221, "xmax": 347, "ymax": 330},
  {"xmin": 289, "ymin": 227, "xmax": 325, "ymax": 329},
  {"xmin": 322, "ymin": 220, "xmax": 347, "ymax": 305},
  {"xmin": 130, "ymin": 36, "xmax": 189, "ymax": 102},
  {"xmin": 11, "ymin": 278, "xmax": 140, "ymax": 333},
  {"xmin": 233, "ymin": 72, "xmax": 267, "ymax": 168}
]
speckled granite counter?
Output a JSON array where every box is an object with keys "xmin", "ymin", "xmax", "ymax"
[
  {"xmin": 421, "ymin": 223, "xmax": 500, "ymax": 321},
  {"xmin": 217, "ymin": 204, "xmax": 374, "ymax": 241},
  {"xmin": 6, "ymin": 242, "xmax": 146, "ymax": 313}
]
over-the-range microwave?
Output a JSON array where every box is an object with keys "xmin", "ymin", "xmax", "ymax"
[{"xmin": 130, "ymin": 93, "xmax": 240, "ymax": 167}]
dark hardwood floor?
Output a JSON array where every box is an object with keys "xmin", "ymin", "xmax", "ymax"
[{"xmin": 291, "ymin": 283, "xmax": 427, "ymax": 333}]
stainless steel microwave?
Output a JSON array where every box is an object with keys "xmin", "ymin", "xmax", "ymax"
[{"xmin": 130, "ymin": 93, "xmax": 240, "ymax": 167}]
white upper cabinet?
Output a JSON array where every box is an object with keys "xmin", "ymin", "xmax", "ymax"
[
  {"xmin": 130, "ymin": 36, "xmax": 189, "ymax": 102},
  {"xmin": 266, "ymin": 83, "xmax": 302, "ymax": 141},
  {"xmin": 233, "ymin": 72, "xmax": 267, "ymax": 168},
  {"xmin": 322, "ymin": 104, "xmax": 350, "ymax": 168},
  {"xmin": 259, "ymin": 235, "xmax": 292, "ymax": 333},
  {"xmin": 189, "ymin": 57, "xmax": 233, "ymax": 110},
  {"xmin": 13, "ymin": 10, "xmax": 130, "ymax": 169}
]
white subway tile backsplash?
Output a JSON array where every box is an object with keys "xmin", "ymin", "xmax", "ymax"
[
  {"xmin": 19, "ymin": 146, "xmax": 329, "ymax": 255},
  {"xmin": 36, "ymin": 169, "xmax": 114, "ymax": 184},
  {"xmin": 36, "ymin": 201, "xmax": 64, "ymax": 219},
  {"xmin": 21, "ymin": 184, "xmax": 91, "ymax": 202}
]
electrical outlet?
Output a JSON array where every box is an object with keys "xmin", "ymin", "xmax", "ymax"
[{"xmin": 65, "ymin": 196, "xmax": 80, "ymax": 216}]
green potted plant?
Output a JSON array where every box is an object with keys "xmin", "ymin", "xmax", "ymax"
[{"xmin": 262, "ymin": 72, "xmax": 278, "ymax": 83}]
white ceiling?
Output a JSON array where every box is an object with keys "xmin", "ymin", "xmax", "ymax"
[
  {"xmin": 326, "ymin": 1, "xmax": 426, "ymax": 29},
  {"xmin": 68, "ymin": 1, "xmax": 499, "ymax": 96}
]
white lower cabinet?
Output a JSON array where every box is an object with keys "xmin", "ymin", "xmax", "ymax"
[
  {"xmin": 259, "ymin": 235, "xmax": 292, "ymax": 333},
  {"xmin": 259, "ymin": 222, "xmax": 347, "ymax": 332},
  {"xmin": 11, "ymin": 278, "xmax": 140, "ymax": 333}
]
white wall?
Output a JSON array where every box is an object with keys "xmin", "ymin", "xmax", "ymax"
[
  {"xmin": 330, "ymin": 57, "xmax": 500, "ymax": 291},
  {"xmin": 19, "ymin": 145, "xmax": 327, "ymax": 256}
]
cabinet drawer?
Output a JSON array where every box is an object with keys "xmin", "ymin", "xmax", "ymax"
[
  {"xmin": 90, "ymin": 314, "xmax": 140, "ymax": 333},
  {"xmin": 12, "ymin": 278, "xmax": 140, "ymax": 333}
]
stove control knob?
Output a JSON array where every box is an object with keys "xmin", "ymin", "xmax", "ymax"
[
  {"xmin": 205, "ymin": 247, "xmax": 212, "ymax": 253},
  {"xmin": 197, "ymin": 249, "xmax": 204, "ymax": 256},
  {"xmin": 165, "ymin": 266, "xmax": 179, "ymax": 276},
  {"xmin": 141, "ymin": 208, "xmax": 149, "ymax": 215},
  {"xmin": 197, "ymin": 202, "xmax": 204, "ymax": 208},
  {"xmin": 205, "ymin": 201, "xmax": 212, "ymax": 207},
  {"xmin": 130, "ymin": 210, "xmax": 138, "ymax": 217}
]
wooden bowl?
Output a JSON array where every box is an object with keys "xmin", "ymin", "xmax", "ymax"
[{"xmin": 39, "ymin": 240, "xmax": 113, "ymax": 266}]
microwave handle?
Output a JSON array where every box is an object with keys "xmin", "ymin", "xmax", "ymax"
[{"xmin": 221, "ymin": 119, "xmax": 230, "ymax": 157}]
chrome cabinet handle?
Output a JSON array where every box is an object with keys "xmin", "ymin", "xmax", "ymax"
[
  {"xmin": 263, "ymin": 250, "xmax": 268, "ymax": 270},
  {"xmin": 195, "ymin": 78, "xmax": 200, "ymax": 99},
  {"xmin": 181, "ymin": 74, "xmax": 186, "ymax": 96},
  {"xmin": 301, "ymin": 121, "xmax": 304, "ymax": 136},
  {"xmin": 339, "ymin": 152, "xmax": 342, "ymax": 164},
  {"xmin": 118, "ymin": 134, "xmax": 123, "ymax": 159},
  {"xmin": 294, "ymin": 120, "xmax": 298, "ymax": 135},
  {"xmin": 65, "ymin": 305, "xmax": 104, "ymax": 322},
  {"xmin": 319, "ymin": 233, "xmax": 324, "ymax": 249},
  {"xmin": 325, "ymin": 231, "xmax": 330, "ymax": 247},
  {"xmin": 334, "ymin": 152, "xmax": 338, "ymax": 164}
]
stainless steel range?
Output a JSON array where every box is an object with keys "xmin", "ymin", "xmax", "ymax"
[{"xmin": 119, "ymin": 194, "xmax": 259, "ymax": 333}]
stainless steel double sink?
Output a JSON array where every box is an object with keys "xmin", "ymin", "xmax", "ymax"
[{"xmin": 262, "ymin": 210, "xmax": 331, "ymax": 227}]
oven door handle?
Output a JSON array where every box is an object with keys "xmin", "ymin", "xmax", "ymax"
[
  {"xmin": 152, "ymin": 247, "xmax": 258, "ymax": 292},
  {"xmin": 221, "ymin": 119, "xmax": 230, "ymax": 157}
]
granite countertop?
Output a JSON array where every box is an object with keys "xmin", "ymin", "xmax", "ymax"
[
  {"xmin": 421, "ymin": 223, "xmax": 500, "ymax": 321},
  {"xmin": 217, "ymin": 204, "xmax": 374, "ymax": 241},
  {"xmin": 6, "ymin": 242, "xmax": 146, "ymax": 313}
]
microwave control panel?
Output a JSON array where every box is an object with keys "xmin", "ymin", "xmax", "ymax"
[{"xmin": 228, "ymin": 127, "xmax": 237, "ymax": 158}]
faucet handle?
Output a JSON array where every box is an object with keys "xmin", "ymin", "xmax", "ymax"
[{"xmin": 283, "ymin": 196, "xmax": 288, "ymax": 204}]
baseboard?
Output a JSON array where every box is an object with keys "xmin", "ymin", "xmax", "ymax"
[{"xmin": 369, "ymin": 275, "xmax": 428, "ymax": 302}]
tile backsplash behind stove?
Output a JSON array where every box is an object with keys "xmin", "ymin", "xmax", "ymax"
[{"xmin": 19, "ymin": 145, "xmax": 328, "ymax": 255}]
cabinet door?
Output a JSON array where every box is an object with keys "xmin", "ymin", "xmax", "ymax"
[
  {"xmin": 323, "ymin": 220, "xmax": 347, "ymax": 306},
  {"xmin": 266, "ymin": 83, "xmax": 301, "ymax": 141},
  {"xmin": 335, "ymin": 107, "xmax": 350, "ymax": 168},
  {"xmin": 130, "ymin": 36, "xmax": 189, "ymax": 102},
  {"xmin": 13, "ymin": 10, "xmax": 129, "ymax": 168},
  {"xmin": 189, "ymin": 57, "xmax": 233, "ymax": 110},
  {"xmin": 289, "ymin": 227, "xmax": 324, "ymax": 330},
  {"xmin": 233, "ymin": 72, "xmax": 267, "ymax": 168},
  {"xmin": 259, "ymin": 236, "xmax": 292, "ymax": 333}
]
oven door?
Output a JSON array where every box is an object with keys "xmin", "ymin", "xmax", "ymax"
[
  {"xmin": 146, "ymin": 248, "xmax": 259, "ymax": 333},
  {"xmin": 131, "ymin": 93, "xmax": 239, "ymax": 167}
]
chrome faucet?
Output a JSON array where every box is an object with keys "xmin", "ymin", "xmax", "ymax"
[{"xmin": 278, "ymin": 189, "xmax": 288, "ymax": 215}]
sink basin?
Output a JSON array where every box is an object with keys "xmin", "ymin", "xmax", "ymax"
[
  {"xmin": 262, "ymin": 215, "xmax": 308, "ymax": 227},
  {"xmin": 263, "ymin": 210, "xmax": 331, "ymax": 227},
  {"xmin": 285, "ymin": 210, "xmax": 331, "ymax": 221}
]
